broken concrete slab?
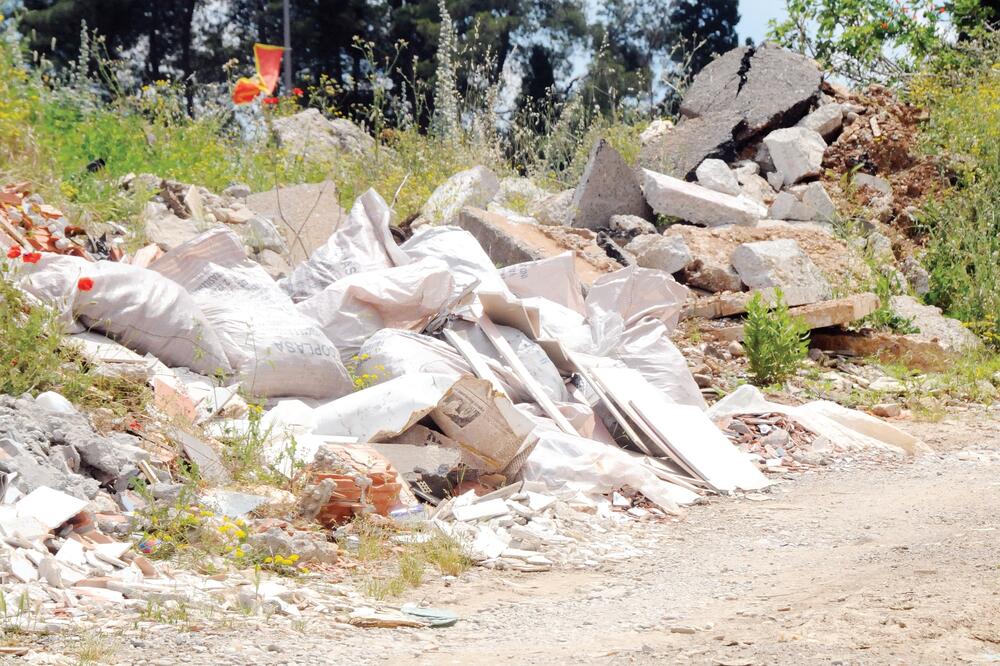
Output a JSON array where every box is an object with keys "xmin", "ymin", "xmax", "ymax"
[
  {"xmin": 889, "ymin": 295, "xmax": 983, "ymax": 353},
  {"xmin": 763, "ymin": 127, "xmax": 826, "ymax": 187},
  {"xmin": 625, "ymin": 234, "xmax": 693, "ymax": 274},
  {"xmin": 680, "ymin": 44, "xmax": 824, "ymax": 136},
  {"xmin": 731, "ymin": 238, "xmax": 832, "ymax": 306},
  {"xmin": 456, "ymin": 208, "xmax": 619, "ymax": 285},
  {"xmin": 639, "ymin": 113, "xmax": 742, "ymax": 180},
  {"xmin": 703, "ymin": 293, "xmax": 880, "ymax": 342},
  {"xmin": 696, "ymin": 159, "xmax": 742, "ymax": 196},
  {"xmin": 570, "ymin": 139, "xmax": 652, "ymax": 230},
  {"xmin": 641, "ymin": 169, "xmax": 767, "ymax": 227},
  {"xmin": 422, "ymin": 166, "xmax": 501, "ymax": 226},
  {"xmin": 246, "ymin": 181, "xmax": 344, "ymax": 266}
]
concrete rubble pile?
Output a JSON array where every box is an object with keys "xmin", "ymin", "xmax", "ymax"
[{"xmin": 0, "ymin": 43, "xmax": 965, "ymax": 634}]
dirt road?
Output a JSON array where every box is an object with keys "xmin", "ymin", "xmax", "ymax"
[{"xmin": 32, "ymin": 413, "xmax": 1000, "ymax": 665}]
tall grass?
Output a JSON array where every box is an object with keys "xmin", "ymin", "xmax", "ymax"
[{"xmin": 909, "ymin": 35, "xmax": 1000, "ymax": 347}]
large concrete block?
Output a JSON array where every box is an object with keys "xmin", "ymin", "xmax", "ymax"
[
  {"xmin": 570, "ymin": 140, "xmax": 652, "ymax": 230},
  {"xmin": 731, "ymin": 238, "xmax": 832, "ymax": 306},
  {"xmin": 641, "ymin": 169, "xmax": 767, "ymax": 227}
]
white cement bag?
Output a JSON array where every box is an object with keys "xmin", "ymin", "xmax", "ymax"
[
  {"xmin": 613, "ymin": 319, "xmax": 707, "ymax": 410},
  {"xmin": 297, "ymin": 258, "xmax": 459, "ymax": 362},
  {"xmin": 17, "ymin": 254, "xmax": 231, "ymax": 376},
  {"xmin": 401, "ymin": 226, "xmax": 511, "ymax": 296},
  {"xmin": 586, "ymin": 265, "xmax": 689, "ymax": 332},
  {"xmin": 279, "ymin": 189, "xmax": 408, "ymax": 302},
  {"xmin": 499, "ymin": 252, "xmax": 586, "ymax": 315},
  {"xmin": 151, "ymin": 228, "xmax": 353, "ymax": 399}
]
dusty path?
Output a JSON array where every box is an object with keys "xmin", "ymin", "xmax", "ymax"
[{"xmin": 30, "ymin": 413, "xmax": 1000, "ymax": 665}]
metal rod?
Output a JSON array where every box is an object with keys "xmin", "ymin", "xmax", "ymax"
[{"xmin": 282, "ymin": 0, "xmax": 292, "ymax": 92}]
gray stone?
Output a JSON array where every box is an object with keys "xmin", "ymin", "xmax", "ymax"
[
  {"xmin": 142, "ymin": 202, "xmax": 201, "ymax": 251},
  {"xmin": 796, "ymin": 103, "xmax": 844, "ymax": 139},
  {"xmin": 625, "ymin": 234, "xmax": 693, "ymax": 274},
  {"xmin": 696, "ymin": 159, "xmax": 742, "ymax": 196},
  {"xmin": 639, "ymin": 119, "xmax": 674, "ymax": 146},
  {"xmin": 763, "ymin": 128, "xmax": 826, "ymax": 186},
  {"xmin": 731, "ymin": 238, "xmax": 832, "ymax": 306},
  {"xmin": 610, "ymin": 214, "xmax": 657, "ymax": 237},
  {"xmin": 866, "ymin": 231, "xmax": 894, "ymax": 259},
  {"xmin": 246, "ymin": 181, "xmax": 344, "ymax": 266},
  {"xmin": 768, "ymin": 192, "xmax": 816, "ymax": 221},
  {"xmin": 680, "ymin": 44, "xmax": 823, "ymax": 136},
  {"xmin": 495, "ymin": 177, "xmax": 547, "ymax": 212},
  {"xmin": 240, "ymin": 215, "xmax": 288, "ymax": 254},
  {"xmin": 570, "ymin": 139, "xmax": 652, "ymax": 230},
  {"xmin": 900, "ymin": 256, "xmax": 930, "ymax": 296},
  {"xmin": 255, "ymin": 249, "xmax": 292, "ymax": 281},
  {"xmin": 530, "ymin": 188, "xmax": 575, "ymax": 226},
  {"xmin": 889, "ymin": 295, "xmax": 983, "ymax": 353},
  {"xmin": 737, "ymin": 172, "xmax": 777, "ymax": 205},
  {"xmin": 641, "ymin": 169, "xmax": 767, "ymax": 227},
  {"xmin": 853, "ymin": 173, "xmax": 892, "ymax": 196},
  {"xmin": 150, "ymin": 483, "xmax": 184, "ymax": 505},
  {"xmin": 766, "ymin": 170, "xmax": 786, "ymax": 191},
  {"xmin": 800, "ymin": 182, "xmax": 837, "ymax": 222},
  {"xmin": 223, "ymin": 183, "xmax": 251, "ymax": 199},
  {"xmin": 271, "ymin": 108, "xmax": 374, "ymax": 159},
  {"xmin": 423, "ymin": 165, "xmax": 501, "ymax": 226}
]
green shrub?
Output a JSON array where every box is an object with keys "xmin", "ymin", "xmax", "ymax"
[{"xmin": 743, "ymin": 289, "xmax": 809, "ymax": 386}]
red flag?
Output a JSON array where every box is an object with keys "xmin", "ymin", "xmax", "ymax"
[{"xmin": 231, "ymin": 43, "xmax": 285, "ymax": 105}]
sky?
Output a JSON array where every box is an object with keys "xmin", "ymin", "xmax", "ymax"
[{"xmin": 737, "ymin": 0, "xmax": 788, "ymax": 43}]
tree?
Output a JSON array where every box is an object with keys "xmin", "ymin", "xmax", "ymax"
[{"xmin": 663, "ymin": 0, "xmax": 740, "ymax": 76}]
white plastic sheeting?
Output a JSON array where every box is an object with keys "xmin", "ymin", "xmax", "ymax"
[
  {"xmin": 519, "ymin": 417, "xmax": 699, "ymax": 514},
  {"xmin": 17, "ymin": 254, "xmax": 232, "ymax": 376},
  {"xmin": 278, "ymin": 188, "xmax": 408, "ymax": 302},
  {"xmin": 401, "ymin": 225, "xmax": 511, "ymax": 297},
  {"xmin": 612, "ymin": 319, "xmax": 707, "ymax": 410},
  {"xmin": 151, "ymin": 227, "xmax": 353, "ymax": 399},
  {"xmin": 296, "ymin": 258, "xmax": 462, "ymax": 362}
]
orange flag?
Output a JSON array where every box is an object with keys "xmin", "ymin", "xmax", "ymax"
[{"xmin": 231, "ymin": 43, "xmax": 285, "ymax": 104}]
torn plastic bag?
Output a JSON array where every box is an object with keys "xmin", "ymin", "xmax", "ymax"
[
  {"xmin": 708, "ymin": 385, "xmax": 928, "ymax": 455},
  {"xmin": 499, "ymin": 252, "xmax": 586, "ymax": 315},
  {"xmin": 297, "ymin": 258, "xmax": 463, "ymax": 362},
  {"xmin": 585, "ymin": 265, "xmax": 689, "ymax": 332},
  {"xmin": 517, "ymin": 416, "xmax": 699, "ymax": 514},
  {"xmin": 17, "ymin": 254, "xmax": 231, "ymax": 376},
  {"xmin": 313, "ymin": 374, "xmax": 538, "ymax": 475},
  {"xmin": 401, "ymin": 226, "xmax": 511, "ymax": 297},
  {"xmin": 612, "ymin": 319, "xmax": 707, "ymax": 410},
  {"xmin": 278, "ymin": 189, "xmax": 408, "ymax": 302},
  {"xmin": 151, "ymin": 227, "xmax": 353, "ymax": 399},
  {"xmin": 447, "ymin": 320, "xmax": 569, "ymax": 403},
  {"xmin": 353, "ymin": 329, "xmax": 532, "ymax": 404}
]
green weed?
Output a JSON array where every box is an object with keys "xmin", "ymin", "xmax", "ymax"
[{"xmin": 743, "ymin": 289, "xmax": 809, "ymax": 386}]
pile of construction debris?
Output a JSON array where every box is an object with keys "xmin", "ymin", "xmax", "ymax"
[{"xmin": 0, "ymin": 43, "xmax": 970, "ymax": 633}]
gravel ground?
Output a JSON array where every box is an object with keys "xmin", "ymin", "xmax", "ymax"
[{"xmin": 13, "ymin": 411, "xmax": 1000, "ymax": 666}]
